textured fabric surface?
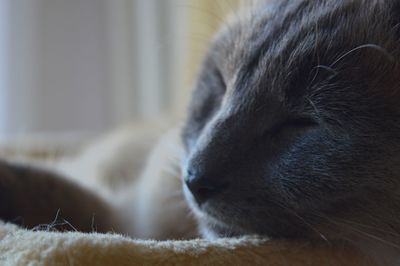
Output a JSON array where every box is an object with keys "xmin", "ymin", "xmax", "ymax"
[{"xmin": 0, "ymin": 222, "xmax": 371, "ymax": 266}]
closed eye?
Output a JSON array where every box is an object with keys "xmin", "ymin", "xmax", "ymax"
[
  {"xmin": 270, "ymin": 117, "xmax": 319, "ymax": 136},
  {"xmin": 280, "ymin": 117, "xmax": 319, "ymax": 129}
]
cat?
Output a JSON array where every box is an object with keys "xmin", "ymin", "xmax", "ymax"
[
  {"xmin": 1, "ymin": 0, "xmax": 400, "ymax": 264},
  {"xmin": 181, "ymin": 0, "xmax": 400, "ymax": 263}
]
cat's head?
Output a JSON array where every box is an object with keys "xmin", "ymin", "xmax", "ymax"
[{"xmin": 181, "ymin": 0, "xmax": 400, "ymax": 243}]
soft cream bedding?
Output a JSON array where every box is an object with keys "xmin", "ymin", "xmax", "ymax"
[{"xmin": 0, "ymin": 222, "xmax": 369, "ymax": 266}]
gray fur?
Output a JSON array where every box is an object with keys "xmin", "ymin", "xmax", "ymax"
[{"xmin": 182, "ymin": 0, "xmax": 400, "ymax": 257}]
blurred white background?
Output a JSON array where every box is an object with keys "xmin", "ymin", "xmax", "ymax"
[{"xmin": 0, "ymin": 0, "xmax": 238, "ymax": 142}]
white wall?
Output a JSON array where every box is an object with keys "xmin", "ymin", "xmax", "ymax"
[
  {"xmin": 0, "ymin": 0, "xmax": 189, "ymax": 140},
  {"xmin": 0, "ymin": 0, "xmax": 10, "ymax": 140}
]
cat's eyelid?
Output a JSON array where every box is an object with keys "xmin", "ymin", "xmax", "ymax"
[
  {"xmin": 283, "ymin": 116, "xmax": 319, "ymax": 128},
  {"xmin": 263, "ymin": 116, "xmax": 319, "ymax": 138},
  {"xmin": 268, "ymin": 116, "xmax": 319, "ymax": 136}
]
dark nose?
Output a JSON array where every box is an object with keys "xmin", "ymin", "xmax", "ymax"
[{"xmin": 184, "ymin": 170, "xmax": 228, "ymax": 205}]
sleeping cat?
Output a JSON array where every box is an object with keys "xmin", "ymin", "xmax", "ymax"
[{"xmin": 1, "ymin": 0, "xmax": 400, "ymax": 264}]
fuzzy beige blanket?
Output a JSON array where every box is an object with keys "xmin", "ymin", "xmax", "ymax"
[{"xmin": 0, "ymin": 221, "xmax": 370, "ymax": 266}]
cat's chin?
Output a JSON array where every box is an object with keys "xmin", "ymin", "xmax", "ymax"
[
  {"xmin": 182, "ymin": 184, "xmax": 244, "ymax": 239},
  {"xmin": 183, "ymin": 184, "xmax": 313, "ymax": 239}
]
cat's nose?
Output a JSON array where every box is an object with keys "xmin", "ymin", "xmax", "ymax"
[{"xmin": 184, "ymin": 170, "xmax": 228, "ymax": 205}]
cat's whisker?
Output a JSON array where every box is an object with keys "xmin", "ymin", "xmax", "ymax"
[
  {"xmin": 305, "ymin": 96, "xmax": 320, "ymax": 117},
  {"xmin": 341, "ymin": 224, "xmax": 400, "ymax": 250},
  {"xmin": 333, "ymin": 217, "xmax": 400, "ymax": 238},
  {"xmin": 330, "ymin": 43, "xmax": 394, "ymax": 67},
  {"xmin": 313, "ymin": 65, "xmax": 338, "ymax": 77},
  {"xmin": 314, "ymin": 213, "xmax": 400, "ymax": 250},
  {"xmin": 268, "ymin": 201, "xmax": 330, "ymax": 244}
]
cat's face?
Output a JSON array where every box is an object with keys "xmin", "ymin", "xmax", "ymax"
[{"xmin": 182, "ymin": 0, "xmax": 400, "ymax": 241}]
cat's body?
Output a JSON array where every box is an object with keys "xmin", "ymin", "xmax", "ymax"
[
  {"xmin": 0, "ymin": 123, "xmax": 197, "ymax": 240},
  {"xmin": 1, "ymin": 0, "xmax": 400, "ymax": 264}
]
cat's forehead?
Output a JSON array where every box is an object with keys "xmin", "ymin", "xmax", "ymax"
[{"xmin": 210, "ymin": 0, "xmax": 398, "ymax": 98}]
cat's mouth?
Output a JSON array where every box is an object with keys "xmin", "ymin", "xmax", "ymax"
[
  {"xmin": 182, "ymin": 183, "xmax": 214, "ymax": 218},
  {"xmin": 183, "ymin": 182, "xmax": 315, "ymax": 239},
  {"xmin": 182, "ymin": 183, "xmax": 235, "ymax": 227}
]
